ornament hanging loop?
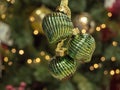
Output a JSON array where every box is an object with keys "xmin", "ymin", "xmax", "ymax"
[
  {"xmin": 55, "ymin": 39, "xmax": 67, "ymax": 57},
  {"xmin": 57, "ymin": 0, "xmax": 71, "ymax": 18},
  {"xmin": 60, "ymin": 0, "xmax": 68, "ymax": 6}
]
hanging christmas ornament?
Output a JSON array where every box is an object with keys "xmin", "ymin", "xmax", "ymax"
[
  {"xmin": 68, "ymin": 33, "xmax": 96, "ymax": 62},
  {"xmin": 0, "ymin": 0, "xmax": 7, "ymax": 15},
  {"xmin": 104, "ymin": 0, "xmax": 120, "ymax": 16},
  {"xmin": 49, "ymin": 56, "xmax": 77, "ymax": 80},
  {"xmin": 42, "ymin": 12, "xmax": 73, "ymax": 44},
  {"xmin": 42, "ymin": 0, "xmax": 73, "ymax": 44},
  {"xmin": 30, "ymin": 6, "xmax": 52, "ymax": 34},
  {"xmin": 0, "ymin": 21, "xmax": 13, "ymax": 46},
  {"xmin": 73, "ymin": 12, "xmax": 95, "ymax": 34}
]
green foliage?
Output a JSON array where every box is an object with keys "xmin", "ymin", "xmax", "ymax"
[
  {"xmin": 73, "ymin": 73, "xmax": 100, "ymax": 90},
  {"xmin": 104, "ymin": 45, "xmax": 120, "ymax": 61},
  {"xmin": 69, "ymin": 0, "xmax": 86, "ymax": 12},
  {"xmin": 33, "ymin": 64, "xmax": 51, "ymax": 82},
  {"xmin": 58, "ymin": 81, "xmax": 75, "ymax": 90}
]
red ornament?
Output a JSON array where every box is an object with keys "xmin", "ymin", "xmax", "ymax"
[
  {"xmin": 105, "ymin": 0, "xmax": 120, "ymax": 16},
  {"xmin": 110, "ymin": 74, "xmax": 120, "ymax": 90},
  {"xmin": 100, "ymin": 28, "xmax": 116, "ymax": 42},
  {"xmin": 20, "ymin": 82, "xmax": 26, "ymax": 88},
  {"xmin": 5, "ymin": 85, "xmax": 14, "ymax": 90}
]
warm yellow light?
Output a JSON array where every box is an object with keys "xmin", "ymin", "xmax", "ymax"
[
  {"xmin": 35, "ymin": 58, "xmax": 41, "ymax": 63},
  {"xmin": 36, "ymin": 10, "xmax": 41, "ymax": 15},
  {"xmin": 45, "ymin": 55, "xmax": 50, "ymax": 61},
  {"xmin": 8, "ymin": 61, "xmax": 13, "ymax": 66},
  {"xmin": 110, "ymin": 70, "xmax": 115, "ymax": 76},
  {"xmin": 4, "ymin": 57, "xmax": 8, "ymax": 62},
  {"xmin": 115, "ymin": 69, "xmax": 120, "ymax": 74},
  {"xmin": 7, "ymin": 0, "xmax": 11, "ymax": 2},
  {"xmin": 1, "ymin": 14, "xmax": 6, "ymax": 19},
  {"xmin": 33, "ymin": 30, "xmax": 39, "ymax": 35},
  {"xmin": 112, "ymin": 41, "xmax": 118, "ymax": 46},
  {"xmin": 27, "ymin": 59, "xmax": 32, "ymax": 64},
  {"xmin": 29, "ymin": 16, "xmax": 35, "ymax": 22},
  {"xmin": 80, "ymin": 17, "xmax": 88, "ymax": 24},
  {"xmin": 94, "ymin": 63, "xmax": 99, "ymax": 69},
  {"xmin": 40, "ymin": 51, "xmax": 45, "ymax": 56},
  {"xmin": 100, "ymin": 57, "xmax": 106, "ymax": 62},
  {"xmin": 101, "ymin": 24, "xmax": 106, "ymax": 29},
  {"xmin": 104, "ymin": 70, "xmax": 108, "ymax": 75},
  {"xmin": 96, "ymin": 27, "xmax": 101, "ymax": 31},
  {"xmin": 11, "ymin": 48, "xmax": 16, "ymax": 53},
  {"xmin": 111, "ymin": 57, "xmax": 116, "ymax": 62},
  {"xmin": 19, "ymin": 50, "xmax": 24, "ymax": 55},
  {"xmin": 107, "ymin": 12, "xmax": 112, "ymax": 17},
  {"xmin": 81, "ymin": 29, "xmax": 86, "ymax": 34},
  {"xmin": 89, "ymin": 66, "xmax": 94, "ymax": 71},
  {"xmin": 11, "ymin": 0, "xmax": 15, "ymax": 4}
]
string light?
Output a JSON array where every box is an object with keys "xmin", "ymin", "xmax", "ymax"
[
  {"xmin": 4, "ymin": 57, "xmax": 8, "ymax": 62},
  {"xmin": 45, "ymin": 55, "xmax": 50, "ymax": 61},
  {"xmin": 101, "ymin": 24, "xmax": 106, "ymax": 29},
  {"xmin": 34, "ymin": 58, "xmax": 41, "ymax": 63},
  {"xmin": 96, "ymin": 26, "xmax": 101, "ymax": 31},
  {"xmin": 79, "ymin": 16, "xmax": 88, "ymax": 24},
  {"xmin": 112, "ymin": 41, "xmax": 118, "ymax": 46},
  {"xmin": 107, "ymin": 12, "xmax": 112, "ymax": 17},
  {"xmin": 111, "ymin": 56, "xmax": 116, "ymax": 62},
  {"xmin": 89, "ymin": 66, "xmax": 94, "ymax": 71},
  {"xmin": 29, "ymin": 16, "xmax": 35, "ymax": 22},
  {"xmin": 27, "ymin": 59, "xmax": 32, "ymax": 64},
  {"xmin": 110, "ymin": 70, "xmax": 115, "ymax": 76},
  {"xmin": 100, "ymin": 56, "xmax": 106, "ymax": 62},
  {"xmin": 11, "ymin": 48, "xmax": 16, "ymax": 53},
  {"xmin": 104, "ymin": 70, "xmax": 108, "ymax": 75},
  {"xmin": 93, "ymin": 63, "xmax": 99, "ymax": 69},
  {"xmin": 11, "ymin": 0, "xmax": 15, "ymax": 4},
  {"xmin": 6, "ymin": 0, "xmax": 15, "ymax": 4},
  {"xmin": 1, "ymin": 14, "xmax": 6, "ymax": 19},
  {"xmin": 7, "ymin": 0, "xmax": 11, "ymax": 2},
  {"xmin": 81, "ymin": 29, "xmax": 86, "ymax": 34},
  {"xmin": 36, "ymin": 10, "xmax": 41, "ymax": 15},
  {"xmin": 115, "ymin": 69, "xmax": 120, "ymax": 74},
  {"xmin": 40, "ymin": 51, "xmax": 45, "ymax": 56},
  {"xmin": 19, "ymin": 50, "xmax": 24, "ymax": 55},
  {"xmin": 8, "ymin": 61, "xmax": 13, "ymax": 66},
  {"xmin": 33, "ymin": 30, "xmax": 39, "ymax": 35}
]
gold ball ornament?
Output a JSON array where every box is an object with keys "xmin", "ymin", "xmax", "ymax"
[
  {"xmin": 0, "ymin": 0, "xmax": 7, "ymax": 15},
  {"xmin": 73, "ymin": 12, "xmax": 95, "ymax": 34},
  {"xmin": 29, "ymin": 6, "xmax": 52, "ymax": 34}
]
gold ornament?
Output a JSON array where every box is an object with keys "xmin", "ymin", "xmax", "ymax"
[
  {"xmin": 73, "ymin": 12, "xmax": 95, "ymax": 34},
  {"xmin": 29, "ymin": 6, "xmax": 52, "ymax": 34}
]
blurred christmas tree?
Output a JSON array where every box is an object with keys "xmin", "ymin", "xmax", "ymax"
[{"xmin": 0, "ymin": 0, "xmax": 120, "ymax": 90}]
